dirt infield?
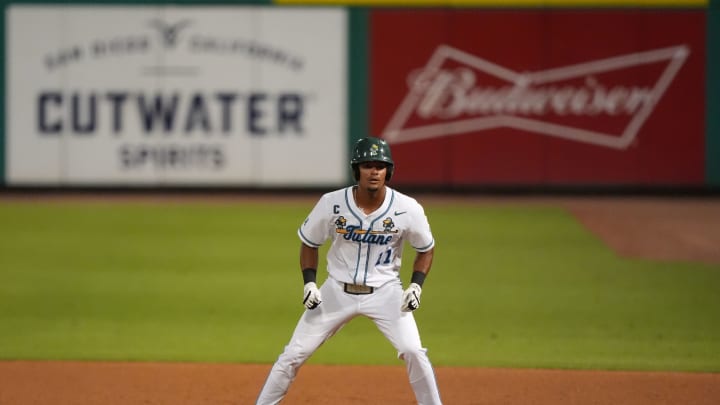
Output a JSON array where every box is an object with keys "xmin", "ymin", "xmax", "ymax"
[
  {"xmin": 1, "ymin": 194, "xmax": 719, "ymax": 404},
  {"xmin": 1, "ymin": 361, "xmax": 720, "ymax": 405},
  {"xmin": 564, "ymin": 197, "xmax": 720, "ymax": 264}
]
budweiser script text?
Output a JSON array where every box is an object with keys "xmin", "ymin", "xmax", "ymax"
[{"xmin": 410, "ymin": 67, "xmax": 655, "ymax": 119}]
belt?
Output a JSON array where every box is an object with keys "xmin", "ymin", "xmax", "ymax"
[{"xmin": 343, "ymin": 283, "xmax": 374, "ymax": 295}]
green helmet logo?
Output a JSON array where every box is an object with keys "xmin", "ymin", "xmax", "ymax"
[{"xmin": 350, "ymin": 137, "xmax": 395, "ymax": 181}]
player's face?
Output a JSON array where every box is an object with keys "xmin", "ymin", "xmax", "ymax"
[{"xmin": 357, "ymin": 161, "xmax": 387, "ymax": 192}]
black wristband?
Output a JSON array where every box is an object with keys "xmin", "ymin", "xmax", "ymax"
[
  {"xmin": 410, "ymin": 271, "xmax": 427, "ymax": 287},
  {"xmin": 302, "ymin": 268, "xmax": 317, "ymax": 284}
]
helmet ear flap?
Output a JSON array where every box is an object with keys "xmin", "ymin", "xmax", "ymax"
[{"xmin": 352, "ymin": 165, "xmax": 360, "ymax": 181}]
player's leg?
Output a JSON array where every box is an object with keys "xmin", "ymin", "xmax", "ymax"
[
  {"xmin": 256, "ymin": 280, "xmax": 355, "ymax": 405},
  {"xmin": 364, "ymin": 281, "xmax": 443, "ymax": 405}
]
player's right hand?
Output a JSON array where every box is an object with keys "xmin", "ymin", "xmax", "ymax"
[{"xmin": 303, "ymin": 282, "xmax": 322, "ymax": 310}]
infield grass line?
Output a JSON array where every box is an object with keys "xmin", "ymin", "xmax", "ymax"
[{"xmin": 0, "ymin": 201, "xmax": 718, "ymax": 372}]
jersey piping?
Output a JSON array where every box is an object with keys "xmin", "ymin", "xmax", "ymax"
[
  {"xmin": 347, "ymin": 188, "xmax": 395, "ymax": 285},
  {"xmin": 298, "ymin": 227, "xmax": 322, "ymax": 248},
  {"xmin": 414, "ymin": 238, "xmax": 435, "ymax": 252},
  {"xmin": 344, "ymin": 187, "xmax": 365, "ymax": 285}
]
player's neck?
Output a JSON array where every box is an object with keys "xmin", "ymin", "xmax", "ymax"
[{"xmin": 353, "ymin": 185, "xmax": 386, "ymax": 214}]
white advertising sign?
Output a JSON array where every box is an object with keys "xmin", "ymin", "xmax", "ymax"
[{"xmin": 6, "ymin": 6, "xmax": 347, "ymax": 186}]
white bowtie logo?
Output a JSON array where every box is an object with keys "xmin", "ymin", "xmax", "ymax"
[{"xmin": 382, "ymin": 44, "xmax": 689, "ymax": 150}]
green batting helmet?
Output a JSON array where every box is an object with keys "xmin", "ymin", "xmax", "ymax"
[{"xmin": 350, "ymin": 137, "xmax": 395, "ymax": 181}]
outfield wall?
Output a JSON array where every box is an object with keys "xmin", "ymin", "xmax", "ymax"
[{"xmin": 2, "ymin": 0, "xmax": 718, "ymax": 190}]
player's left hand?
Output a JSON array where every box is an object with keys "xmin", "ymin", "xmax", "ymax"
[
  {"xmin": 401, "ymin": 283, "xmax": 422, "ymax": 312},
  {"xmin": 303, "ymin": 282, "xmax": 322, "ymax": 310}
]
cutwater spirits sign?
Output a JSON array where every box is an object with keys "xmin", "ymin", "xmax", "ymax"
[{"xmin": 7, "ymin": 6, "xmax": 347, "ymax": 186}]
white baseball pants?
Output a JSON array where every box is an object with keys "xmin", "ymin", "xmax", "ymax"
[{"xmin": 255, "ymin": 278, "xmax": 443, "ymax": 405}]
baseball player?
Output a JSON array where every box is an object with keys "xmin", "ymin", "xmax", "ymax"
[{"xmin": 256, "ymin": 137, "xmax": 443, "ymax": 405}]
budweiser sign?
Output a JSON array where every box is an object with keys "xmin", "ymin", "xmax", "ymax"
[{"xmin": 381, "ymin": 44, "xmax": 689, "ymax": 149}]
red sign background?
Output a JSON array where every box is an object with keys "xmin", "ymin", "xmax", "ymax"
[{"xmin": 370, "ymin": 10, "xmax": 705, "ymax": 186}]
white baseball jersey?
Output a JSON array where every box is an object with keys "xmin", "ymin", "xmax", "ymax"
[{"xmin": 298, "ymin": 186, "xmax": 434, "ymax": 287}]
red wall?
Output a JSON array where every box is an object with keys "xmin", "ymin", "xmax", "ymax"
[{"xmin": 370, "ymin": 10, "xmax": 705, "ymax": 186}]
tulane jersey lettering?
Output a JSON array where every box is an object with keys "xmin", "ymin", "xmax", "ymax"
[
  {"xmin": 334, "ymin": 216, "xmax": 398, "ymax": 246},
  {"xmin": 340, "ymin": 225, "xmax": 393, "ymax": 245}
]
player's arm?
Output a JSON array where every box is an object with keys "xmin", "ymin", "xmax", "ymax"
[
  {"xmin": 412, "ymin": 247, "xmax": 434, "ymax": 282},
  {"xmin": 300, "ymin": 243, "xmax": 322, "ymax": 310},
  {"xmin": 300, "ymin": 242, "xmax": 319, "ymax": 281}
]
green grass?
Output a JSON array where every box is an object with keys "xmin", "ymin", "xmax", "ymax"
[{"xmin": 0, "ymin": 201, "xmax": 719, "ymax": 372}]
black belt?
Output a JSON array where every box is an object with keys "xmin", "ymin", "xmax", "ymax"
[{"xmin": 344, "ymin": 283, "xmax": 374, "ymax": 295}]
